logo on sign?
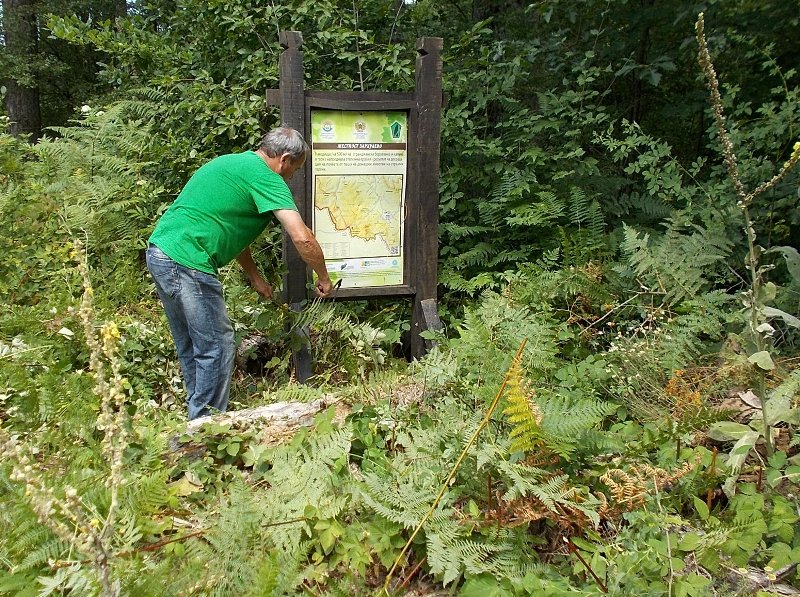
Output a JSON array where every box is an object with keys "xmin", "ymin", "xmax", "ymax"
[
  {"xmin": 353, "ymin": 120, "xmax": 367, "ymax": 140},
  {"xmin": 390, "ymin": 121, "xmax": 402, "ymax": 140},
  {"xmin": 320, "ymin": 120, "xmax": 335, "ymax": 140}
]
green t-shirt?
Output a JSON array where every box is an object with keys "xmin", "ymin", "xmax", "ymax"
[{"xmin": 149, "ymin": 151, "xmax": 297, "ymax": 274}]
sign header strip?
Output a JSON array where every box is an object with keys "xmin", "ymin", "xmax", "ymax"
[{"xmin": 313, "ymin": 143, "xmax": 407, "ymax": 150}]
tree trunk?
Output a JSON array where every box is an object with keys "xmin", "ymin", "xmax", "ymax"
[
  {"xmin": 114, "ymin": 0, "xmax": 127, "ymax": 17},
  {"xmin": 2, "ymin": 0, "xmax": 41, "ymax": 141}
]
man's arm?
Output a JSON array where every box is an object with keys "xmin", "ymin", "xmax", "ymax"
[
  {"xmin": 273, "ymin": 209, "xmax": 333, "ymax": 296},
  {"xmin": 236, "ymin": 247, "xmax": 273, "ymax": 299}
]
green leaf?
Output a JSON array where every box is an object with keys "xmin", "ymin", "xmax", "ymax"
[
  {"xmin": 763, "ymin": 307, "xmax": 800, "ymax": 329},
  {"xmin": 748, "ymin": 351, "xmax": 775, "ymax": 371},
  {"xmin": 726, "ymin": 431, "xmax": 760, "ymax": 473},
  {"xmin": 226, "ymin": 442, "xmax": 240, "ymax": 456},
  {"xmin": 758, "ymin": 282, "xmax": 778, "ymax": 303},
  {"xmin": 678, "ymin": 532, "xmax": 701, "ymax": 551},
  {"xmin": 707, "ymin": 421, "xmax": 754, "ymax": 441},
  {"xmin": 169, "ymin": 474, "xmax": 204, "ymax": 496},
  {"xmin": 693, "ymin": 496, "xmax": 709, "ymax": 521},
  {"xmin": 763, "ymin": 394, "xmax": 800, "ymax": 425},
  {"xmin": 460, "ymin": 575, "xmax": 514, "ymax": 597},
  {"xmin": 766, "ymin": 468, "xmax": 782, "ymax": 488},
  {"xmin": 319, "ymin": 528, "xmax": 336, "ymax": 553},
  {"xmin": 766, "ymin": 246, "xmax": 800, "ymax": 282},
  {"xmin": 242, "ymin": 444, "xmax": 266, "ymax": 467}
]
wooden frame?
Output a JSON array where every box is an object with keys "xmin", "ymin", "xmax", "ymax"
[{"xmin": 268, "ymin": 31, "xmax": 444, "ymax": 378}]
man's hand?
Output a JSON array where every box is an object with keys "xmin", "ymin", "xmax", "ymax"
[
  {"xmin": 236, "ymin": 247, "xmax": 273, "ymax": 299},
  {"xmin": 250, "ymin": 276, "xmax": 273, "ymax": 300},
  {"xmin": 315, "ymin": 277, "xmax": 333, "ymax": 297}
]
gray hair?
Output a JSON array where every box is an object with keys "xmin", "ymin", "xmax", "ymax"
[{"xmin": 259, "ymin": 127, "xmax": 309, "ymax": 160}]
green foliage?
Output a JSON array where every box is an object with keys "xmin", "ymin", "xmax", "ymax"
[
  {"xmin": 0, "ymin": 100, "xmax": 163, "ymax": 307},
  {"xmin": 1, "ymin": 1, "xmax": 800, "ymax": 596}
]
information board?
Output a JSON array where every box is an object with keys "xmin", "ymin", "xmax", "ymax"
[{"xmin": 310, "ymin": 110, "xmax": 408, "ymax": 288}]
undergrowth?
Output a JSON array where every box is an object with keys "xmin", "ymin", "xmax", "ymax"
[{"xmin": 1, "ymin": 13, "xmax": 799, "ymax": 597}]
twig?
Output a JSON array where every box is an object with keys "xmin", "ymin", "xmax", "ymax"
[
  {"xmin": 397, "ymin": 556, "xmax": 427, "ymax": 591},
  {"xmin": 565, "ymin": 538, "xmax": 608, "ymax": 593},
  {"xmin": 582, "ymin": 291, "xmax": 657, "ymax": 332}
]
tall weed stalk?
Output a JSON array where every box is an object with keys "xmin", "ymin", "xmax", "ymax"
[
  {"xmin": 695, "ymin": 13, "xmax": 800, "ymax": 456},
  {"xmin": 0, "ymin": 241, "xmax": 130, "ymax": 595}
]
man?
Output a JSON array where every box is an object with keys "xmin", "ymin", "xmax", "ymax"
[{"xmin": 146, "ymin": 127, "xmax": 333, "ymax": 420}]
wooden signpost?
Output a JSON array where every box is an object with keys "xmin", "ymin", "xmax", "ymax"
[{"xmin": 267, "ymin": 31, "xmax": 444, "ymax": 380}]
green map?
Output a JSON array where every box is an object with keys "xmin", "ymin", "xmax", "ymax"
[{"xmin": 315, "ymin": 174, "xmax": 402, "ymax": 256}]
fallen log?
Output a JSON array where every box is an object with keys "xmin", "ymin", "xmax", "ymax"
[
  {"xmin": 168, "ymin": 398, "xmax": 350, "ymax": 457},
  {"xmin": 724, "ymin": 563, "xmax": 799, "ymax": 596},
  {"xmin": 186, "ymin": 398, "xmax": 350, "ymax": 445}
]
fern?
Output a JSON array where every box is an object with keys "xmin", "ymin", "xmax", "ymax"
[
  {"xmin": 506, "ymin": 190, "xmax": 566, "ymax": 227},
  {"xmin": 126, "ymin": 470, "xmax": 171, "ymax": 516},
  {"xmin": 501, "ymin": 364, "xmax": 613, "ymax": 459},
  {"xmin": 32, "ymin": 100, "xmax": 162, "ymax": 259},
  {"xmin": 439, "ymin": 268, "xmax": 506, "ymax": 294},
  {"xmin": 538, "ymin": 392, "xmax": 614, "ymax": 448},
  {"xmin": 440, "ymin": 222, "xmax": 494, "ymax": 240},
  {"xmin": 427, "ymin": 533, "xmax": 501, "ymax": 585},
  {"xmin": 492, "ymin": 455, "xmax": 549, "ymax": 501},
  {"xmin": 200, "ymin": 479, "xmax": 267, "ymax": 597},
  {"xmin": 532, "ymin": 474, "xmax": 601, "ymax": 528},
  {"xmin": 361, "ymin": 472, "xmax": 439, "ymax": 529},
  {"xmin": 481, "ymin": 169, "xmax": 532, "ymax": 227},
  {"xmin": 426, "ymin": 523, "xmax": 543, "ymax": 586},
  {"xmin": 620, "ymin": 217, "xmax": 734, "ymax": 305},
  {"xmin": 17, "ymin": 538, "xmax": 67, "ymax": 572},
  {"xmin": 257, "ymin": 424, "xmax": 354, "ymax": 592},
  {"xmin": 268, "ymin": 382, "xmax": 325, "ymax": 404},
  {"xmin": 507, "ymin": 262, "xmax": 615, "ymax": 315},
  {"xmin": 37, "ymin": 564, "xmax": 100, "ymax": 596},
  {"xmin": 502, "ymin": 362, "xmax": 545, "ymax": 454}
]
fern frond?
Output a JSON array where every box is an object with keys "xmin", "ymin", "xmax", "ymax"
[
  {"xmin": 621, "ymin": 219, "xmax": 734, "ymax": 304},
  {"xmin": 538, "ymin": 393, "xmax": 613, "ymax": 440},
  {"xmin": 502, "ymin": 364, "xmax": 545, "ymax": 454},
  {"xmin": 360, "ymin": 472, "xmax": 436, "ymax": 528},
  {"xmin": 17, "ymin": 538, "xmax": 68, "ymax": 572},
  {"xmin": 441, "ymin": 222, "xmax": 493, "ymax": 240},
  {"xmin": 506, "ymin": 190, "xmax": 566, "ymax": 227}
]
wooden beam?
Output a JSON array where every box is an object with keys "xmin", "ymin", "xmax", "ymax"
[
  {"xmin": 327, "ymin": 285, "xmax": 416, "ymax": 300},
  {"xmin": 278, "ymin": 31, "xmax": 313, "ymax": 382},
  {"xmin": 410, "ymin": 37, "xmax": 444, "ymax": 359}
]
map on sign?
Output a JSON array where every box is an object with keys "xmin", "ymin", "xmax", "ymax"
[
  {"xmin": 311, "ymin": 110, "xmax": 408, "ymax": 288},
  {"xmin": 315, "ymin": 175, "xmax": 402, "ymax": 256}
]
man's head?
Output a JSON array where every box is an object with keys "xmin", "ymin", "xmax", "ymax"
[{"xmin": 259, "ymin": 127, "xmax": 309, "ymax": 181}]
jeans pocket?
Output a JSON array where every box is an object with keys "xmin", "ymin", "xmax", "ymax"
[
  {"xmin": 146, "ymin": 247, "xmax": 181, "ymax": 297},
  {"xmin": 189, "ymin": 268, "xmax": 223, "ymax": 298}
]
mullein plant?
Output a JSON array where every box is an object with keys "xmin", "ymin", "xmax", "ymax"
[
  {"xmin": 0, "ymin": 240, "xmax": 131, "ymax": 596},
  {"xmin": 695, "ymin": 13, "xmax": 800, "ymax": 457}
]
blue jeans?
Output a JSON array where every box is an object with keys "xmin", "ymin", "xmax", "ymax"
[{"xmin": 146, "ymin": 244, "xmax": 235, "ymax": 420}]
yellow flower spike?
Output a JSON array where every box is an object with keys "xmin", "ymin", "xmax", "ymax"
[{"xmin": 100, "ymin": 322, "xmax": 121, "ymax": 345}]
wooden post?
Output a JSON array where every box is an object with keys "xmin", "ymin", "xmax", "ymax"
[
  {"xmin": 278, "ymin": 31, "xmax": 313, "ymax": 381},
  {"xmin": 410, "ymin": 37, "xmax": 444, "ymax": 359}
]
